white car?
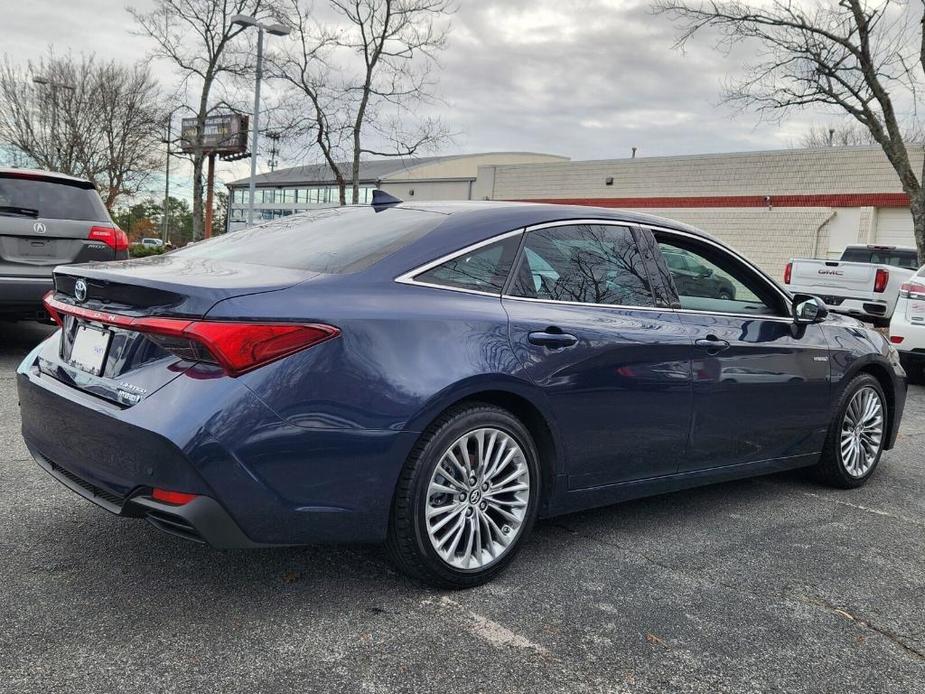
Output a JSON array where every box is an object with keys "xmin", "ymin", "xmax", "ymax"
[{"xmin": 889, "ymin": 266, "xmax": 925, "ymax": 384}]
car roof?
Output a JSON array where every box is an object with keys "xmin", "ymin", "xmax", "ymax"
[
  {"xmin": 364, "ymin": 200, "xmax": 718, "ymax": 279},
  {"xmin": 395, "ymin": 200, "xmax": 705, "ymax": 235},
  {"xmin": 0, "ymin": 167, "xmax": 95, "ymax": 187}
]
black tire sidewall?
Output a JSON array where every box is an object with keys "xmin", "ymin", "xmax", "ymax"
[{"xmin": 405, "ymin": 406, "xmax": 541, "ymax": 587}]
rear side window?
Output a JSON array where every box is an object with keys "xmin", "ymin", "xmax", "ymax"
[
  {"xmin": 173, "ymin": 206, "xmax": 444, "ymax": 273},
  {"xmin": 414, "ymin": 235, "xmax": 520, "ymax": 294},
  {"xmin": 510, "ymin": 224, "xmax": 655, "ymax": 307},
  {"xmin": 840, "ymin": 247, "xmax": 919, "ymax": 270},
  {"xmin": 0, "ymin": 176, "xmax": 109, "ymax": 221}
]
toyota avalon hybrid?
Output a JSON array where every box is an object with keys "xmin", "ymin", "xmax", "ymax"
[{"xmin": 17, "ymin": 199, "xmax": 907, "ymax": 588}]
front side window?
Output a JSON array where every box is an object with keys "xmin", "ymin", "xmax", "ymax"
[
  {"xmin": 656, "ymin": 235, "xmax": 784, "ymax": 316},
  {"xmin": 510, "ymin": 224, "xmax": 655, "ymax": 307},
  {"xmin": 414, "ymin": 235, "xmax": 520, "ymax": 294}
]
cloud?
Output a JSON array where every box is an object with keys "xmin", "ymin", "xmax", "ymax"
[{"xmin": 2, "ymin": 0, "xmax": 839, "ymax": 198}]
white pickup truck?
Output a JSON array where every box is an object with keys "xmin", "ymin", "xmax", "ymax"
[{"xmin": 785, "ymin": 244, "xmax": 920, "ymax": 326}]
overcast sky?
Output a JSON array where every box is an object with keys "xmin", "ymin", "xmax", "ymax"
[{"xmin": 3, "ymin": 0, "xmax": 845, "ymax": 201}]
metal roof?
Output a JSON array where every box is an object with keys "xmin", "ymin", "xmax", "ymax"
[{"xmin": 225, "ymin": 156, "xmax": 449, "ymax": 188}]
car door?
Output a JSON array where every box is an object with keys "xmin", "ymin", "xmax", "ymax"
[
  {"xmin": 648, "ymin": 228, "xmax": 832, "ymax": 472},
  {"xmin": 503, "ymin": 221, "xmax": 693, "ymax": 489}
]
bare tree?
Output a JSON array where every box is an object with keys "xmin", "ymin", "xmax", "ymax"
[
  {"xmin": 130, "ymin": 0, "xmax": 274, "ymax": 238},
  {"xmin": 800, "ymin": 122, "xmax": 879, "ymax": 147},
  {"xmin": 273, "ymin": 0, "xmax": 453, "ymax": 204},
  {"xmin": 654, "ymin": 0, "xmax": 925, "ymax": 262},
  {"xmin": 0, "ymin": 53, "xmax": 165, "ymax": 209}
]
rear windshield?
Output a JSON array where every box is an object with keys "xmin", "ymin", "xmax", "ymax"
[
  {"xmin": 0, "ymin": 175, "xmax": 109, "ymax": 221},
  {"xmin": 173, "ymin": 206, "xmax": 444, "ymax": 273},
  {"xmin": 840, "ymin": 247, "xmax": 920, "ymax": 270}
]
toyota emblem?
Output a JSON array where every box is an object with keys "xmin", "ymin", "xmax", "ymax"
[
  {"xmin": 33, "ymin": 222, "xmax": 46, "ymax": 234},
  {"xmin": 74, "ymin": 279, "xmax": 88, "ymax": 303}
]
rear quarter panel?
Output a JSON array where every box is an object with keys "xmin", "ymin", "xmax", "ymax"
[{"xmin": 205, "ymin": 278, "xmax": 563, "ymax": 519}]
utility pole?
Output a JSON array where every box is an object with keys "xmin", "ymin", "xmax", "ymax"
[
  {"xmin": 161, "ymin": 117, "xmax": 172, "ymax": 244},
  {"xmin": 266, "ymin": 132, "xmax": 281, "ymax": 172},
  {"xmin": 204, "ymin": 152, "xmax": 216, "ymax": 239}
]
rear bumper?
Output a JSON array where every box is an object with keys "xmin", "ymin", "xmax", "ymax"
[
  {"xmin": 0, "ymin": 276, "xmax": 53, "ymax": 316},
  {"xmin": 28, "ymin": 443, "xmax": 260, "ymax": 547},
  {"xmin": 17, "ymin": 342, "xmax": 415, "ymax": 547}
]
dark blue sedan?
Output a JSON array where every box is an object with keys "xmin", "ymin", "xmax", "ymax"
[{"xmin": 17, "ymin": 200, "xmax": 907, "ymax": 587}]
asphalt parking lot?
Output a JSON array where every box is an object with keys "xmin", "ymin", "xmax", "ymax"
[{"xmin": 1, "ymin": 321, "xmax": 923, "ymax": 694}]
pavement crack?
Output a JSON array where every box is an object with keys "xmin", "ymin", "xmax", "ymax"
[{"xmin": 793, "ymin": 594, "xmax": 925, "ymax": 661}]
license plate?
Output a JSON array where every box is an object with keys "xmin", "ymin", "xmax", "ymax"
[
  {"xmin": 909, "ymin": 300, "xmax": 925, "ymax": 315},
  {"xmin": 68, "ymin": 325, "xmax": 111, "ymax": 375}
]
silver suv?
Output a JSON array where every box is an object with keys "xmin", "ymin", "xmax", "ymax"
[{"xmin": 0, "ymin": 169, "xmax": 128, "ymax": 321}]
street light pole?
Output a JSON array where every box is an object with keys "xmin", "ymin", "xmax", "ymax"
[
  {"xmin": 247, "ymin": 26, "xmax": 264, "ymax": 227},
  {"xmin": 33, "ymin": 76, "xmax": 75, "ymax": 170},
  {"xmin": 231, "ymin": 14, "xmax": 290, "ymax": 228}
]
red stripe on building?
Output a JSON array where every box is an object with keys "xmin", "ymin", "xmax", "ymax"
[{"xmin": 512, "ymin": 193, "xmax": 910, "ymax": 208}]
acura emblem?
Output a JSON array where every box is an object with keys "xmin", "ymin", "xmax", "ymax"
[
  {"xmin": 33, "ymin": 222, "xmax": 46, "ymax": 234},
  {"xmin": 74, "ymin": 279, "xmax": 88, "ymax": 303}
]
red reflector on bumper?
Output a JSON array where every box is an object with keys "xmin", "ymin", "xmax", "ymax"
[
  {"xmin": 889, "ymin": 336, "xmax": 904, "ymax": 344},
  {"xmin": 152, "ymin": 488, "xmax": 198, "ymax": 505}
]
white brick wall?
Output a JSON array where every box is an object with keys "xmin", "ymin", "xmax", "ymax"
[
  {"xmin": 480, "ymin": 146, "xmax": 924, "ymax": 275},
  {"xmin": 487, "ymin": 146, "xmax": 923, "ymax": 199}
]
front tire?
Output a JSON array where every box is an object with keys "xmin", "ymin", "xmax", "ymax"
[
  {"xmin": 386, "ymin": 403, "xmax": 541, "ymax": 589},
  {"xmin": 814, "ymin": 374, "xmax": 887, "ymax": 488}
]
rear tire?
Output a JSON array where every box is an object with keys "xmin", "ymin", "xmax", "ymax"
[
  {"xmin": 386, "ymin": 403, "xmax": 541, "ymax": 589},
  {"xmin": 814, "ymin": 374, "xmax": 887, "ymax": 488}
]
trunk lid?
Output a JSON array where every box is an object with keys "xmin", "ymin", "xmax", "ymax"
[{"xmin": 42, "ymin": 256, "xmax": 315, "ymax": 406}]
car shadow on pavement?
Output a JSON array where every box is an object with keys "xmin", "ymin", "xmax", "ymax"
[{"xmin": 24, "ymin": 467, "xmax": 816, "ymax": 602}]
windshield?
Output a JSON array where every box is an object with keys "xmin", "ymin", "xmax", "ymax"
[
  {"xmin": 0, "ymin": 175, "xmax": 109, "ymax": 221},
  {"xmin": 173, "ymin": 206, "xmax": 445, "ymax": 273}
]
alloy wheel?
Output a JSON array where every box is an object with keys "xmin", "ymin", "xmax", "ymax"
[
  {"xmin": 840, "ymin": 386, "xmax": 884, "ymax": 478},
  {"xmin": 425, "ymin": 427, "xmax": 530, "ymax": 570}
]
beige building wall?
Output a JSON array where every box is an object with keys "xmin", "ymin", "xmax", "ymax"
[
  {"xmin": 477, "ymin": 146, "xmax": 922, "ymax": 276},
  {"xmin": 484, "ymin": 147, "xmax": 922, "ymax": 199}
]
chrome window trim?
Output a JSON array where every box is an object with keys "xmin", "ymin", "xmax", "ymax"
[
  {"xmin": 394, "ymin": 217, "xmax": 797, "ymax": 324},
  {"xmin": 394, "ymin": 228, "xmax": 525, "ymax": 297},
  {"xmin": 500, "ymin": 294, "xmax": 795, "ymax": 322}
]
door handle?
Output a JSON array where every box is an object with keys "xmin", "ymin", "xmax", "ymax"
[
  {"xmin": 694, "ymin": 335, "xmax": 730, "ymax": 353},
  {"xmin": 528, "ymin": 330, "xmax": 578, "ymax": 349}
]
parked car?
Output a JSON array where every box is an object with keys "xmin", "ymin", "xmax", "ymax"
[
  {"xmin": 0, "ymin": 168, "xmax": 127, "ymax": 321},
  {"xmin": 18, "ymin": 202, "xmax": 906, "ymax": 588},
  {"xmin": 140, "ymin": 238, "xmax": 164, "ymax": 248},
  {"xmin": 889, "ymin": 265, "xmax": 925, "ymax": 384},
  {"xmin": 784, "ymin": 244, "xmax": 919, "ymax": 326}
]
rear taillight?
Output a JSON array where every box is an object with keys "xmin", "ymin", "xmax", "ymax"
[
  {"xmin": 784, "ymin": 262, "xmax": 792, "ymax": 285},
  {"xmin": 88, "ymin": 226, "xmax": 129, "ymax": 252},
  {"xmin": 873, "ymin": 268, "xmax": 889, "ymax": 293},
  {"xmin": 890, "ymin": 335, "xmax": 904, "ymax": 344},
  {"xmin": 43, "ymin": 290, "xmax": 63, "ymax": 326},
  {"xmin": 42, "ymin": 294, "xmax": 340, "ymax": 376},
  {"xmin": 899, "ymin": 281, "xmax": 925, "ymax": 299},
  {"xmin": 152, "ymin": 488, "xmax": 197, "ymax": 505}
]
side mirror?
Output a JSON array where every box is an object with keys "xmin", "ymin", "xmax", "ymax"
[{"xmin": 793, "ymin": 294, "xmax": 829, "ymax": 324}]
